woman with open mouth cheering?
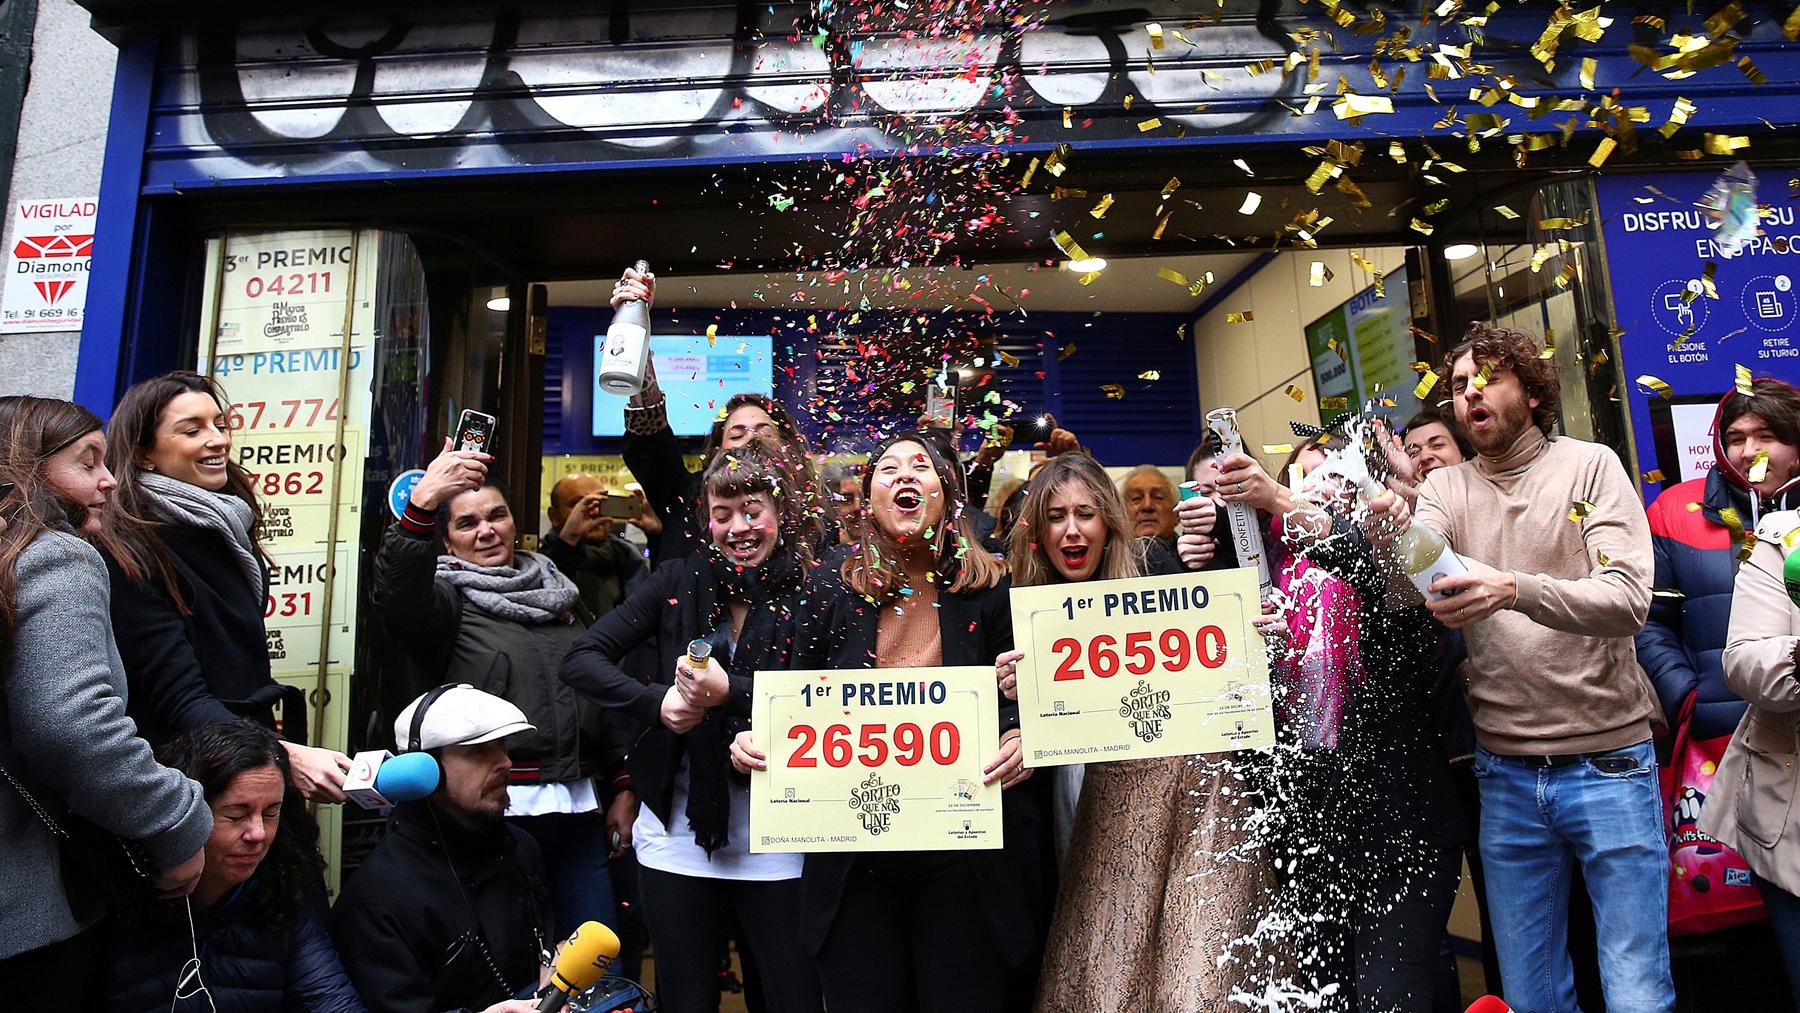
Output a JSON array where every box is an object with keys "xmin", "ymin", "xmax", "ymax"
[
  {"xmin": 998, "ymin": 452, "xmax": 1278, "ymax": 1012},
  {"xmin": 731, "ymin": 431, "xmax": 1038, "ymax": 1013},
  {"xmin": 563, "ymin": 438, "xmax": 824, "ymax": 1013}
]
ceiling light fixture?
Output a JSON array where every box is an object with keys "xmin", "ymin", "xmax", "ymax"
[
  {"xmin": 486, "ymin": 296, "xmax": 511, "ymax": 312},
  {"xmin": 1063, "ymin": 257, "xmax": 1108, "ymax": 273},
  {"xmin": 1443, "ymin": 243, "xmax": 1480, "ymax": 261}
]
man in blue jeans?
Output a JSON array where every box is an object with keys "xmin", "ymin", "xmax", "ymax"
[{"xmin": 1370, "ymin": 322, "xmax": 1671, "ymax": 1012}]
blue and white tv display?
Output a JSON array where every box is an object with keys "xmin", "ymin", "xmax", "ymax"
[{"xmin": 591, "ymin": 333, "xmax": 775, "ymax": 437}]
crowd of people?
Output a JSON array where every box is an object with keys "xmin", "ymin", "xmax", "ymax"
[{"xmin": 3, "ymin": 298, "xmax": 1799, "ymax": 1013}]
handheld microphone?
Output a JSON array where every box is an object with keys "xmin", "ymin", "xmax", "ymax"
[
  {"xmin": 537, "ymin": 920, "xmax": 622, "ymax": 1013},
  {"xmin": 343, "ymin": 750, "xmax": 441, "ymax": 810},
  {"xmin": 1464, "ymin": 997, "xmax": 1512, "ymax": 1013}
]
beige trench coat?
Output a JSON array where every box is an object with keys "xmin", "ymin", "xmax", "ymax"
[{"xmin": 1699, "ymin": 510, "xmax": 1800, "ymax": 894}]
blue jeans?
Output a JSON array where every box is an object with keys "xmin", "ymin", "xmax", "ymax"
[
  {"xmin": 510, "ymin": 810, "xmax": 619, "ymax": 939},
  {"xmin": 1472, "ymin": 741, "xmax": 1673, "ymax": 1013},
  {"xmin": 1756, "ymin": 875, "xmax": 1800, "ymax": 1011}
]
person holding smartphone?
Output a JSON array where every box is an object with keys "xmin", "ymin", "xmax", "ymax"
[{"xmin": 370, "ymin": 436, "xmax": 628, "ymax": 941}]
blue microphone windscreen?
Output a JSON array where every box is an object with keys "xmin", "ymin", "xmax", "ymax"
[{"xmin": 374, "ymin": 752, "xmax": 440, "ymax": 801}]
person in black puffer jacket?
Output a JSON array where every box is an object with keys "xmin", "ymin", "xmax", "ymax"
[
  {"xmin": 104, "ymin": 719, "xmax": 363, "ymax": 1013},
  {"xmin": 371, "ymin": 438, "xmax": 626, "ymax": 940}
]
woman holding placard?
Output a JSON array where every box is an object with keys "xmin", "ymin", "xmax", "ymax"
[
  {"xmin": 1214, "ymin": 429, "xmax": 1460, "ymax": 1012},
  {"xmin": 562, "ymin": 439, "xmax": 822, "ymax": 1013},
  {"xmin": 995, "ymin": 452, "xmax": 1275, "ymax": 1011},
  {"xmin": 732, "ymin": 431, "xmax": 1038, "ymax": 1013}
]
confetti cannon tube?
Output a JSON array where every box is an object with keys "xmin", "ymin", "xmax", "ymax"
[{"xmin": 1206, "ymin": 408, "xmax": 1273, "ymax": 594}]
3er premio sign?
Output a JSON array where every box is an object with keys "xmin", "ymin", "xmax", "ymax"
[{"xmin": 1, "ymin": 197, "xmax": 96, "ymax": 333}]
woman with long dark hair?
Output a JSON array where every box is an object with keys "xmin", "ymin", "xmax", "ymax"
[
  {"xmin": 1004, "ymin": 453, "xmax": 1276, "ymax": 1010},
  {"xmin": 104, "ymin": 719, "xmax": 364, "ymax": 1012},
  {"xmin": 101, "ymin": 370, "xmax": 351, "ymax": 802},
  {"xmin": 732, "ymin": 431, "xmax": 1037, "ymax": 1013},
  {"xmin": 563, "ymin": 439, "xmax": 822, "ymax": 1013},
  {"xmin": 0, "ymin": 395, "xmax": 210, "ymax": 1003}
]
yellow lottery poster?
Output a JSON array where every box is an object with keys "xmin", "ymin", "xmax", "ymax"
[
  {"xmin": 751, "ymin": 667, "xmax": 1002, "ymax": 854},
  {"xmin": 1009, "ymin": 567, "xmax": 1275, "ymax": 766}
]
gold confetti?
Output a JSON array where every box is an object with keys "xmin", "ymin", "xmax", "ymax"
[
  {"xmin": 1410, "ymin": 218, "xmax": 1435, "ymax": 236},
  {"xmin": 1643, "ymin": 469, "xmax": 1666, "ymax": 484},
  {"xmin": 1161, "ymin": 177, "xmax": 1181, "ymax": 200},
  {"xmin": 997, "ymin": 350, "xmax": 1020, "ymax": 368},
  {"xmin": 1588, "ymin": 137, "xmax": 1617, "ymax": 168},
  {"xmin": 1786, "ymin": 4, "xmax": 1800, "ymax": 41},
  {"xmin": 1101, "ymin": 383, "xmax": 1126, "ymax": 400},
  {"xmin": 1044, "ymin": 143, "xmax": 1071, "ymax": 177},
  {"xmin": 1783, "ymin": 524, "xmax": 1800, "ymax": 551},
  {"xmin": 1580, "ymin": 57, "xmax": 1597, "ymax": 91},
  {"xmin": 1388, "ymin": 140, "xmax": 1407, "ymax": 163},
  {"xmin": 1152, "ymin": 213, "xmax": 1172, "ymax": 240},
  {"xmin": 1320, "ymin": 397, "xmax": 1349, "ymax": 410},
  {"xmin": 1089, "ymin": 194, "xmax": 1115, "ymax": 219},
  {"xmin": 1157, "ymin": 267, "xmax": 1191, "ymax": 288},
  {"xmin": 1049, "ymin": 187, "xmax": 1088, "ymax": 201},
  {"xmin": 1262, "ymin": 444, "xmax": 1296, "ymax": 456},
  {"xmin": 1063, "ymin": 106, "xmax": 1073, "ymax": 128},
  {"xmin": 1059, "ymin": 343, "xmax": 1077, "ymax": 361},
  {"xmin": 1473, "ymin": 361, "xmax": 1494, "ymax": 390},
  {"xmin": 1052, "ymin": 231, "xmax": 1091, "ymax": 263},
  {"xmin": 1333, "ymin": 93, "xmax": 1395, "ymax": 119},
  {"xmin": 1635, "ymin": 374, "xmax": 1674, "ymax": 399},
  {"xmin": 1238, "ymin": 192, "xmax": 1263, "ymax": 215},
  {"xmin": 1494, "ymin": 205, "xmax": 1520, "ymax": 219},
  {"xmin": 1661, "ymin": 96, "xmax": 1698, "ymax": 138},
  {"xmin": 1284, "ymin": 384, "xmax": 1306, "ymax": 402},
  {"xmin": 1020, "ymin": 157, "xmax": 1040, "ymax": 188},
  {"xmin": 1738, "ymin": 57, "xmax": 1766, "ymax": 86},
  {"xmin": 706, "ymin": 324, "xmax": 718, "ymax": 345},
  {"xmin": 1737, "ymin": 530, "xmax": 1760, "ymax": 562},
  {"xmin": 1736, "ymin": 363, "xmax": 1754, "ymax": 396},
  {"xmin": 1702, "ymin": 262, "xmax": 1720, "ymax": 300},
  {"xmin": 1123, "ymin": 94, "xmax": 1134, "ymax": 111},
  {"xmin": 1415, "ymin": 370, "xmax": 1441, "ymax": 398},
  {"xmin": 1748, "ymin": 449, "xmax": 1771, "ymax": 484},
  {"xmin": 1705, "ymin": 2, "xmax": 1747, "ymax": 38},
  {"xmin": 1703, "ymin": 133, "xmax": 1751, "ymax": 155},
  {"xmin": 1078, "ymin": 271, "xmax": 1101, "ymax": 286},
  {"xmin": 1568, "ymin": 500, "xmax": 1595, "ymax": 524},
  {"xmin": 1147, "ymin": 23, "xmax": 1165, "ymax": 49},
  {"xmin": 1138, "ymin": 118, "xmax": 1164, "ymax": 133},
  {"xmin": 1138, "ymin": 370, "xmax": 1161, "ymax": 381},
  {"xmin": 1226, "ymin": 311, "xmax": 1255, "ymax": 324},
  {"xmin": 1308, "ymin": 261, "xmax": 1334, "ymax": 287}
]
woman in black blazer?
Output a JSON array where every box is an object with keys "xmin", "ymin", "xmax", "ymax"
[
  {"xmin": 562, "ymin": 439, "xmax": 823, "ymax": 1013},
  {"xmin": 99, "ymin": 371, "xmax": 350, "ymax": 802},
  {"xmin": 733, "ymin": 432, "xmax": 1042, "ymax": 1013}
]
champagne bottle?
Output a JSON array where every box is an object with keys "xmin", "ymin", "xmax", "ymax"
[
  {"xmin": 1205, "ymin": 408, "xmax": 1272, "ymax": 594},
  {"xmin": 598, "ymin": 260, "xmax": 653, "ymax": 396},
  {"xmin": 1317, "ymin": 449, "xmax": 1468, "ymax": 601}
]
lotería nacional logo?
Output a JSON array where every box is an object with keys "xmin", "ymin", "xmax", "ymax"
[
  {"xmin": 847, "ymin": 772, "xmax": 901, "ymax": 836},
  {"xmin": 1119, "ymin": 679, "xmax": 1173, "ymax": 744}
]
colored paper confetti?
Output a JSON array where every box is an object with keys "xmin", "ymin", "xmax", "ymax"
[
  {"xmin": 1643, "ymin": 469, "xmax": 1667, "ymax": 484},
  {"xmin": 1568, "ymin": 500, "xmax": 1595, "ymax": 524},
  {"xmin": 1284, "ymin": 385, "xmax": 1306, "ymax": 403},
  {"xmin": 1138, "ymin": 370, "xmax": 1161, "ymax": 381},
  {"xmin": 1238, "ymin": 192, "xmax": 1263, "ymax": 215},
  {"xmin": 1636, "ymin": 374, "xmax": 1673, "ymax": 399},
  {"xmin": 1101, "ymin": 384, "xmax": 1126, "ymax": 400},
  {"xmin": 1414, "ymin": 370, "xmax": 1440, "ymax": 399},
  {"xmin": 1262, "ymin": 444, "xmax": 1296, "ymax": 456},
  {"xmin": 1226, "ymin": 311, "xmax": 1254, "ymax": 324},
  {"xmin": 1748, "ymin": 449, "xmax": 1771, "ymax": 484},
  {"xmin": 1737, "ymin": 363, "xmax": 1755, "ymax": 396}
]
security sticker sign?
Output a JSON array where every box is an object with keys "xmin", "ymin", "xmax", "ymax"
[{"xmin": 2, "ymin": 197, "xmax": 96, "ymax": 333}]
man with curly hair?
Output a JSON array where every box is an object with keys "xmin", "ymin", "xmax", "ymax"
[{"xmin": 1368, "ymin": 322, "xmax": 1670, "ymax": 1012}]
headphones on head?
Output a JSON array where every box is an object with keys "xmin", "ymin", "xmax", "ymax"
[{"xmin": 406, "ymin": 683, "xmax": 461, "ymax": 756}]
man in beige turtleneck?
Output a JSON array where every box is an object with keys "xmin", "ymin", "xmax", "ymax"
[{"xmin": 1370, "ymin": 322, "xmax": 1670, "ymax": 1013}]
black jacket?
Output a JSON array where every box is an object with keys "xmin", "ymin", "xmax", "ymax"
[
  {"xmin": 621, "ymin": 423, "xmax": 703, "ymax": 564},
  {"xmin": 370, "ymin": 523, "xmax": 622, "ymax": 785},
  {"xmin": 106, "ymin": 878, "xmax": 364, "ymax": 1013},
  {"xmin": 331, "ymin": 802, "xmax": 550, "ymax": 1013},
  {"xmin": 541, "ymin": 532, "xmax": 647, "ymax": 620},
  {"xmin": 560, "ymin": 554, "xmax": 805, "ymax": 831},
  {"xmin": 105, "ymin": 523, "xmax": 299, "ymax": 746},
  {"xmin": 788, "ymin": 572, "xmax": 1044, "ymax": 964}
]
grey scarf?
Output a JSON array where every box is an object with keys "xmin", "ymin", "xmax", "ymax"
[
  {"xmin": 139, "ymin": 471, "xmax": 264, "ymax": 596},
  {"xmin": 436, "ymin": 551, "xmax": 579, "ymax": 623}
]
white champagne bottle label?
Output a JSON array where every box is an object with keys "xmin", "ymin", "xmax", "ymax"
[
  {"xmin": 1410, "ymin": 543, "xmax": 1468, "ymax": 601},
  {"xmin": 598, "ymin": 321, "xmax": 649, "ymax": 395}
]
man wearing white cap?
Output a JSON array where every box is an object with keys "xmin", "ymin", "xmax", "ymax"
[{"xmin": 331, "ymin": 685, "xmax": 554, "ymax": 1013}]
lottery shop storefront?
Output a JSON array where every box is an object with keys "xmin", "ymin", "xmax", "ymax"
[{"xmin": 67, "ymin": 0, "xmax": 1800, "ymax": 877}]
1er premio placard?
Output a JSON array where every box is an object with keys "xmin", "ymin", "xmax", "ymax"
[
  {"xmin": 1009, "ymin": 567, "xmax": 1275, "ymax": 765},
  {"xmin": 750, "ymin": 667, "xmax": 1003, "ymax": 854}
]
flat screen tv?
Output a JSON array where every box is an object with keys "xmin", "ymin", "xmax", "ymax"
[{"xmin": 591, "ymin": 334, "xmax": 775, "ymax": 437}]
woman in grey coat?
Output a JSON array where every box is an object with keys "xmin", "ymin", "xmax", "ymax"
[{"xmin": 0, "ymin": 395, "xmax": 212, "ymax": 1005}]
